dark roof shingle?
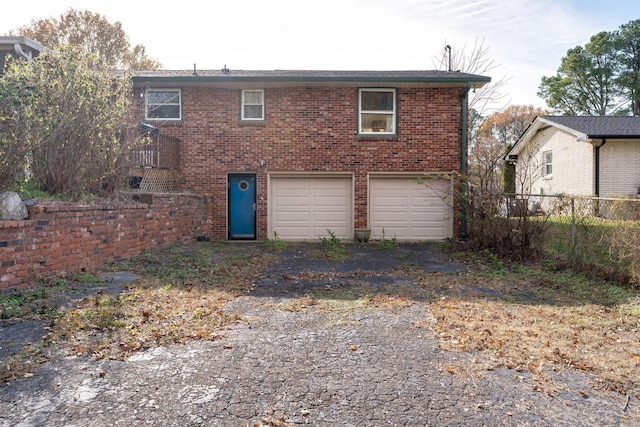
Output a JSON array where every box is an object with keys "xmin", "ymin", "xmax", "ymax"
[
  {"xmin": 543, "ymin": 115, "xmax": 640, "ymax": 138},
  {"xmin": 133, "ymin": 69, "xmax": 486, "ymax": 80},
  {"xmin": 130, "ymin": 69, "xmax": 491, "ymax": 89}
]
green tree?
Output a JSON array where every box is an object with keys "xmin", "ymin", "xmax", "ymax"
[
  {"xmin": 539, "ymin": 31, "xmax": 626, "ymax": 115},
  {"xmin": 2, "ymin": 45, "xmax": 137, "ymax": 196},
  {"xmin": 616, "ymin": 19, "xmax": 640, "ymax": 116},
  {"xmin": 12, "ymin": 8, "xmax": 161, "ymax": 70}
]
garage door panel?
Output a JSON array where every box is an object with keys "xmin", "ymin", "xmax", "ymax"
[
  {"xmin": 373, "ymin": 211, "xmax": 408, "ymax": 222},
  {"xmin": 370, "ymin": 178, "xmax": 452, "ymax": 241},
  {"xmin": 411, "ymin": 226, "xmax": 448, "ymax": 239},
  {"xmin": 276, "ymin": 227, "xmax": 315, "ymax": 240},
  {"xmin": 314, "ymin": 211, "xmax": 348, "ymax": 221},
  {"xmin": 275, "ymin": 212, "xmax": 310, "ymax": 222},
  {"xmin": 314, "ymin": 197, "xmax": 349, "ymax": 206},
  {"xmin": 313, "ymin": 178, "xmax": 349, "ymax": 189},
  {"xmin": 373, "ymin": 197, "xmax": 409, "ymax": 208},
  {"xmin": 411, "ymin": 195, "xmax": 440, "ymax": 206},
  {"xmin": 377, "ymin": 180, "xmax": 409, "ymax": 190},
  {"xmin": 276, "ymin": 195, "xmax": 310, "ymax": 206},
  {"xmin": 275, "ymin": 180, "xmax": 311, "ymax": 190},
  {"xmin": 377, "ymin": 226, "xmax": 409, "ymax": 237},
  {"xmin": 314, "ymin": 226, "xmax": 349, "ymax": 235},
  {"xmin": 271, "ymin": 177, "xmax": 352, "ymax": 241}
]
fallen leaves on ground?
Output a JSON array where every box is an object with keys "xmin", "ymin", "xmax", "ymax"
[
  {"xmin": 410, "ymin": 268, "xmax": 640, "ymax": 396},
  {"xmin": 50, "ymin": 247, "xmax": 276, "ymax": 360}
]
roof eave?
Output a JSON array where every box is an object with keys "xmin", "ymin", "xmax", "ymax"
[
  {"xmin": 0, "ymin": 36, "xmax": 44, "ymax": 52},
  {"xmin": 132, "ymin": 74, "xmax": 491, "ymax": 89},
  {"xmin": 506, "ymin": 117, "xmax": 547, "ymax": 157},
  {"xmin": 585, "ymin": 134, "xmax": 640, "ymax": 140}
]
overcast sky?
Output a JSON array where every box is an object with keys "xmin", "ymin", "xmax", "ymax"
[{"xmin": 2, "ymin": 0, "xmax": 639, "ymax": 111}]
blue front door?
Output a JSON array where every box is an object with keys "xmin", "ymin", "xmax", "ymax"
[{"xmin": 228, "ymin": 173, "xmax": 256, "ymax": 240}]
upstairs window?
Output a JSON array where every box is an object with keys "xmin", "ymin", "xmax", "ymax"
[
  {"xmin": 358, "ymin": 88, "xmax": 396, "ymax": 135},
  {"xmin": 145, "ymin": 89, "xmax": 181, "ymax": 121},
  {"xmin": 543, "ymin": 150, "xmax": 553, "ymax": 176},
  {"xmin": 241, "ymin": 89, "xmax": 265, "ymax": 121}
]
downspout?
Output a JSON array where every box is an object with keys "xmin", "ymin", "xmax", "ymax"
[
  {"xmin": 594, "ymin": 139, "xmax": 606, "ymax": 197},
  {"xmin": 13, "ymin": 43, "xmax": 33, "ymax": 62},
  {"xmin": 460, "ymin": 82, "xmax": 472, "ymax": 238}
]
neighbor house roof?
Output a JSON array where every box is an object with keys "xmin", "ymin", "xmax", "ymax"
[
  {"xmin": 542, "ymin": 116, "xmax": 640, "ymax": 139},
  {"xmin": 507, "ymin": 115, "xmax": 640, "ymax": 157},
  {"xmin": 0, "ymin": 36, "xmax": 44, "ymax": 74},
  {"xmin": 131, "ymin": 69, "xmax": 491, "ymax": 89},
  {"xmin": 0, "ymin": 36, "xmax": 44, "ymax": 57}
]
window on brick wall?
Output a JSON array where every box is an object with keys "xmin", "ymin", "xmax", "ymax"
[
  {"xmin": 145, "ymin": 89, "xmax": 181, "ymax": 121},
  {"xmin": 358, "ymin": 88, "xmax": 396, "ymax": 135},
  {"xmin": 241, "ymin": 89, "xmax": 265, "ymax": 121},
  {"xmin": 543, "ymin": 150, "xmax": 552, "ymax": 177}
]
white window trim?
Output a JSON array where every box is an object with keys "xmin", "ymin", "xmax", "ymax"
[
  {"xmin": 241, "ymin": 89, "xmax": 265, "ymax": 121},
  {"xmin": 543, "ymin": 150, "xmax": 553, "ymax": 178},
  {"xmin": 145, "ymin": 89, "xmax": 182, "ymax": 121},
  {"xmin": 358, "ymin": 88, "xmax": 397, "ymax": 135}
]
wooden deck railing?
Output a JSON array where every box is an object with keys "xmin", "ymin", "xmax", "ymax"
[
  {"xmin": 128, "ymin": 131, "xmax": 181, "ymax": 191},
  {"xmin": 129, "ymin": 132, "xmax": 181, "ymax": 170}
]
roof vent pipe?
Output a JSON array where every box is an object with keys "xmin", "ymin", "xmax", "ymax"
[
  {"xmin": 192, "ymin": 63, "xmax": 198, "ymax": 76},
  {"xmin": 445, "ymin": 45, "xmax": 452, "ymax": 72}
]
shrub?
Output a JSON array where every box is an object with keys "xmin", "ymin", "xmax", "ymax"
[
  {"xmin": 608, "ymin": 198, "xmax": 640, "ymax": 286},
  {"xmin": 0, "ymin": 72, "xmax": 30, "ymax": 191},
  {"xmin": 466, "ymin": 189, "xmax": 548, "ymax": 261},
  {"xmin": 1, "ymin": 45, "xmax": 139, "ymax": 197}
]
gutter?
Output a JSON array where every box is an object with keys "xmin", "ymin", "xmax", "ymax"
[{"xmin": 460, "ymin": 82, "xmax": 472, "ymax": 238}]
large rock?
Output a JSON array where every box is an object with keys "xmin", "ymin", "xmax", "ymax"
[{"xmin": 0, "ymin": 192, "xmax": 28, "ymax": 220}]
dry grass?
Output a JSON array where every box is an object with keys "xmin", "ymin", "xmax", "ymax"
[
  {"xmin": 49, "ymin": 243, "xmax": 276, "ymax": 360},
  {"xmin": 404, "ymin": 262, "xmax": 640, "ymax": 396},
  {"xmin": 53, "ymin": 283, "xmax": 237, "ymax": 360}
]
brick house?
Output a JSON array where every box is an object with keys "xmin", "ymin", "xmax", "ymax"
[{"xmin": 131, "ymin": 69, "xmax": 490, "ymax": 242}]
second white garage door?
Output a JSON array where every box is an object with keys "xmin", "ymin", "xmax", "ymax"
[
  {"xmin": 270, "ymin": 176, "xmax": 352, "ymax": 241},
  {"xmin": 370, "ymin": 177, "xmax": 453, "ymax": 241}
]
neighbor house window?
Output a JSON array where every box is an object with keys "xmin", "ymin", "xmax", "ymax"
[
  {"xmin": 145, "ymin": 89, "xmax": 181, "ymax": 121},
  {"xmin": 543, "ymin": 151, "xmax": 553, "ymax": 176},
  {"xmin": 241, "ymin": 89, "xmax": 265, "ymax": 121},
  {"xmin": 358, "ymin": 88, "xmax": 396, "ymax": 134}
]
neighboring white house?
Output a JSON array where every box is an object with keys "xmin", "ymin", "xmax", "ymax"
[{"xmin": 505, "ymin": 116, "xmax": 640, "ymax": 198}]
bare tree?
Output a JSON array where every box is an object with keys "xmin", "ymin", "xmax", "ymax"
[
  {"xmin": 471, "ymin": 105, "xmax": 546, "ymax": 194},
  {"xmin": 432, "ymin": 37, "xmax": 511, "ymax": 114}
]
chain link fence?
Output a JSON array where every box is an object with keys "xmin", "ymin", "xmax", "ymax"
[{"xmin": 499, "ymin": 194, "xmax": 640, "ymax": 284}]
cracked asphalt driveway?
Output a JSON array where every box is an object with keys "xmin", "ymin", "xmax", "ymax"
[{"xmin": 0, "ymin": 242, "xmax": 637, "ymax": 426}]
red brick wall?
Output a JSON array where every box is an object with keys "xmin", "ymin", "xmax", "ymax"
[
  {"xmin": 134, "ymin": 85, "xmax": 466, "ymax": 240},
  {"xmin": 0, "ymin": 194, "xmax": 208, "ymax": 290}
]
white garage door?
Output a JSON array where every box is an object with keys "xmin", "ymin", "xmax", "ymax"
[
  {"xmin": 270, "ymin": 176, "xmax": 352, "ymax": 241},
  {"xmin": 370, "ymin": 177, "xmax": 453, "ymax": 241}
]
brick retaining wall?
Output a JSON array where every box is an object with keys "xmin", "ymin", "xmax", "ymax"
[{"xmin": 0, "ymin": 193, "xmax": 209, "ymax": 290}]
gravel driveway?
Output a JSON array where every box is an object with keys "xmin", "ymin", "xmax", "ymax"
[{"xmin": 0, "ymin": 243, "xmax": 637, "ymax": 426}]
